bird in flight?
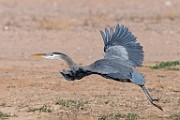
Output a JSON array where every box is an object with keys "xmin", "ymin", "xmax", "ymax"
[{"xmin": 32, "ymin": 24, "xmax": 163, "ymax": 110}]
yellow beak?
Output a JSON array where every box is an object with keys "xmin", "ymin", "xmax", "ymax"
[{"xmin": 32, "ymin": 53, "xmax": 44, "ymax": 57}]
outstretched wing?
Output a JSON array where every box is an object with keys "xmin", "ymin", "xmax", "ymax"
[
  {"xmin": 100, "ymin": 24, "xmax": 144, "ymax": 67},
  {"xmin": 87, "ymin": 59, "xmax": 146, "ymax": 85}
]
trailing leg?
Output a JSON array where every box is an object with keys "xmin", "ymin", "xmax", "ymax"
[{"xmin": 140, "ymin": 85, "xmax": 163, "ymax": 111}]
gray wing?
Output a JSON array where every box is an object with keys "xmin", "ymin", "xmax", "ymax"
[
  {"xmin": 100, "ymin": 24, "xmax": 144, "ymax": 67},
  {"xmin": 87, "ymin": 59, "xmax": 145, "ymax": 85},
  {"xmin": 88, "ymin": 59, "xmax": 133, "ymax": 74}
]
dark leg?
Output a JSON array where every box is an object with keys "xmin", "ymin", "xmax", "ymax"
[{"xmin": 140, "ymin": 85, "xmax": 163, "ymax": 111}]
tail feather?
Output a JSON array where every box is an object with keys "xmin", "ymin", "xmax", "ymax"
[{"xmin": 130, "ymin": 71, "xmax": 146, "ymax": 86}]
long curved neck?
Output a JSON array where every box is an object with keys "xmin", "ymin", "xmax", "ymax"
[{"xmin": 57, "ymin": 53, "xmax": 78, "ymax": 71}]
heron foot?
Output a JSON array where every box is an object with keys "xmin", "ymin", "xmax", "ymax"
[{"xmin": 151, "ymin": 101, "xmax": 163, "ymax": 111}]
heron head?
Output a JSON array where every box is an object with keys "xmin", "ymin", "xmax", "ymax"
[{"xmin": 32, "ymin": 52, "xmax": 62, "ymax": 60}]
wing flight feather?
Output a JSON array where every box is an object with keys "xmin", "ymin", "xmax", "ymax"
[{"xmin": 100, "ymin": 24, "xmax": 144, "ymax": 67}]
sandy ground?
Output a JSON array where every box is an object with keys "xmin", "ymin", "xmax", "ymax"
[{"xmin": 0, "ymin": 0, "xmax": 180, "ymax": 119}]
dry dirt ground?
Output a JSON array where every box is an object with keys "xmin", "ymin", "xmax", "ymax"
[{"xmin": 0, "ymin": 0, "xmax": 180, "ymax": 120}]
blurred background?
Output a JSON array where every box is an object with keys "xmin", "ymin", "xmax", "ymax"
[{"xmin": 0, "ymin": 0, "xmax": 179, "ymax": 62}]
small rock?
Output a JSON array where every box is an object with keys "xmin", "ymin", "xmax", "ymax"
[{"xmin": 3, "ymin": 26, "xmax": 9, "ymax": 31}]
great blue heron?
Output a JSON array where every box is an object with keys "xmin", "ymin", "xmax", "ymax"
[{"xmin": 32, "ymin": 24, "xmax": 163, "ymax": 110}]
